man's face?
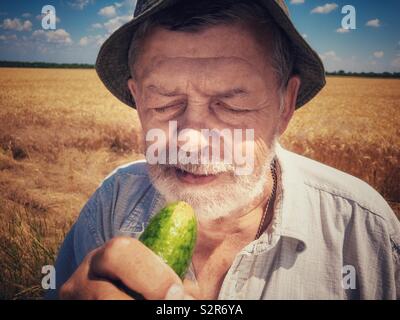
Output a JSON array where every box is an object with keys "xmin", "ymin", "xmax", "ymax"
[{"xmin": 128, "ymin": 22, "xmax": 298, "ymax": 221}]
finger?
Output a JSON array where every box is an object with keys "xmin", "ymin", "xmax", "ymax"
[
  {"xmin": 90, "ymin": 237, "xmax": 183, "ymax": 300},
  {"xmin": 60, "ymin": 250, "xmax": 134, "ymax": 300},
  {"xmin": 61, "ymin": 280, "xmax": 134, "ymax": 300},
  {"xmin": 80, "ymin": 279, "xmax": 135, "ymax": 300}
]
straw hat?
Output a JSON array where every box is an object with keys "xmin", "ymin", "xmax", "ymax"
[{"xmin": 96, "ymin": 0, "xmax": 326, "ymax": 109}]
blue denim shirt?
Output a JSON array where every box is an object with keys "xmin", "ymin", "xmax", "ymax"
[{"xmin": 47, "ymin": 144, "xmax": 400, "ymax": 299}]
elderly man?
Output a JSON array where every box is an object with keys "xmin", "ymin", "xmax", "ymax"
[{"xmin": 50, "ymin": 0, "xmax": 400, "ymax": 300}]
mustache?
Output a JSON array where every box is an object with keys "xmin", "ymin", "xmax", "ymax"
[{"xmin": 157, "ymin": 161, "xmax": 235, "ymax": 176}]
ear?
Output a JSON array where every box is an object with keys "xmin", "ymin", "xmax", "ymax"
[
  {"xmin": 277, "ymin": 75, "xmax": 301, "ymax": 135},
  {"xmin": 127, "ymin": 78, "xmax": 138, "ymax": 101}
]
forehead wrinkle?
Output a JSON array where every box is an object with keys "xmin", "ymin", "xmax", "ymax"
[{"xmin": 140, "ymin": 55, "xmax": 265, "ymax": 82}]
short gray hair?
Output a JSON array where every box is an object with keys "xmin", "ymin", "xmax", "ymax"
[{"xmin": 128, "ymin": 0, "xmax": 295, "ymax": 96}]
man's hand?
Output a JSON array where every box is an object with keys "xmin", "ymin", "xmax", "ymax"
[{"xmin": 59, "ymin": 236, "xmax": 201, "ymax": 300}]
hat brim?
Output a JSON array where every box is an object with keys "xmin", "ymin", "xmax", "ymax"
[{"xmin": 95, "ymin": 0, "xmax": 326, "ymax": 109}]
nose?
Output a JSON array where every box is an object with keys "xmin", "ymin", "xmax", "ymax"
[
  {"xmin": 175, "ymin": 98, "xmax": 211, "ymax": 156},
  {"xmin": 177, "ymin": 128, "xmax": 209, "ymax": 155}
]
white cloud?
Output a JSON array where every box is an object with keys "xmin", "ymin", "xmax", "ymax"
[
  {"xmin": 319, "ymin": 51, "xmax": 347, "ymax": 72},
  {"xmin": 79, "ymin": 36, "xmax": 89, "ymax": 46},
  {"xmin": 121, "ymin": 0, "xmax": 138, "ymax": 15},
  {"xmin": 1, "ymin": 18, "xmax": 32, "ymax": 31},
  {"xmin": 373, "ymin": 51, "xmax": 384, "ymax": 58},
  {"xmin": 92, "ymin": 23, "xmax": 103, "ymax": 29},
  {"xmin": 0, "ymin": 34, "xmax": 17, "ymax": 41},
  {"xmin": 99, "ymin": 5, "xmax": 117, "ymax": 18},
  {"xmin": 336, "ymin": 27, "xmax": 350, "ymax": 33},
  {"xmin": 302, "ymin": 33, "xmax": 307, "ymax": 39},
  {"xmin": 68, "ymin": 0, "xmax": 91, "ymax": 10},
  {"xmin": 366, "ymin": 19, "xmax": 380, "ymax": 27},
  {"xmin": 311, "ymin": 3, "xmax": 338, "ymax": 14},
  {"xmin": 21, "ymin": 13, "xmax": 31, "ymax": 18},
  {"xmin": 38, "ymin": 46, "xmax": 48, "ymax": 54},
  {"xmin": 290, "ymin": 0, "xmax": 305, "ymax": 4},
  {"xmin": 32, "ymin": 29, "xmax": 72, "ymax": 44},
  {"xmin": 79, "ymin": 34, "xmax": 107, "ymax": 47},
  {"xmin": 103, "ymin": 15, "xmax": 131, "ymax": 33},
  {"xmin": 319, "ymin": 50, "xmax": 341, "ymax": 62}
]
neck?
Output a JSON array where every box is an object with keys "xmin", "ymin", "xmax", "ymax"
[{"xmin": 196, "ymin": 167, "xmax": 274, "ymax": 249}]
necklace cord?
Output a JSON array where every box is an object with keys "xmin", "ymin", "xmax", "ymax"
[{"xmin": 255, "ymin": 158, "xmax": 277, "ymax": 240}]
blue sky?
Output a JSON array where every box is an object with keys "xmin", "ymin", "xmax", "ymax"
[{"xmin": 0, "ymin": 0, "xmax": 399, "ymax": 72}]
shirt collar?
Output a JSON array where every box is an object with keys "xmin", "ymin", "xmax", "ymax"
[{"xmin": 271, "ymin": 142, "xmax": 311, "ymax": 251}]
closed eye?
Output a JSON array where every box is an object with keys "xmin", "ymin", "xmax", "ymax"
[
  {"xmin": 224, "ymin": 107, "xmax": 252, "ymax": 113},
  {"xmin": 153, "ymin": 102, "xmax": 186, "ymax": 114},
  {"xmin": 213, "ymin": 100, "xmax": 252, "ymax": 113}
]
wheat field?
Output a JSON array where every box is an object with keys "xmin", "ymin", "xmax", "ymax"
[{"xmin": 0, "ymin": 68, "xmax": 399, "ymax": 299}]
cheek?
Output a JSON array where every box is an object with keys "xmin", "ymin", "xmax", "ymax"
[
  {"xmin": 136, "ymin": 101, "xmax": 147, "ymax": 127},
  {"xmin": 252, "ymin": 132, "xmax": 277, "ymax": 168},
  {"xmin": 254, "ymin": 108, "xmax": 280, "ymax": 138},
  {"xmin": 137, "ymin": 104, "xmax": 153, "ymax": 126},
  {"xmin": 137, "ymin": 101, "xmax": 167, "ymax": 132},
  {"xmin": 140, "ymin": 123, "xmax": 170, "ymax": 154},
  {"xmin": 227, "ymin": 135, "xmax": 273, "ymax": 176},
  {"xmin": 254, "ymin": 137, "xmax": 272, "ymax": 163}
]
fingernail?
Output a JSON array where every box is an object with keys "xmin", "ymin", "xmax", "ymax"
[{"xmin": 165, "ymin": 283, "xmax": 184, "ymax": 300}]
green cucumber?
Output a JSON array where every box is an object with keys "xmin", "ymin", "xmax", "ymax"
[{"xmin": 139, "ymin": 201, "xmax": 197, "ymax": 278}]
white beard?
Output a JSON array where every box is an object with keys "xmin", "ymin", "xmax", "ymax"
[{"xmin": 148, "ymin": 139, "xmax": 277, "ymax": 222}]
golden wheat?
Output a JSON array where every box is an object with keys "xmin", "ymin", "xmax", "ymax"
[{"xmin": 0, "ymin": 68, "xmax": 399, "ymax": 299}]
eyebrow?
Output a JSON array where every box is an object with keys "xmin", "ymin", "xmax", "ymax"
[{"xmin": 145, "ymin": 84, "xmax": 182, "ymax": 97}]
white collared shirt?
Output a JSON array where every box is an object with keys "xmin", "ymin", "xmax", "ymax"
[
  {"xmin": 216, "ymin": 144, "xmax": 400, "ymax": 299},
  {"xmin": 49, "ymin": 144, "xmax": 400, "ymax": 299}
]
